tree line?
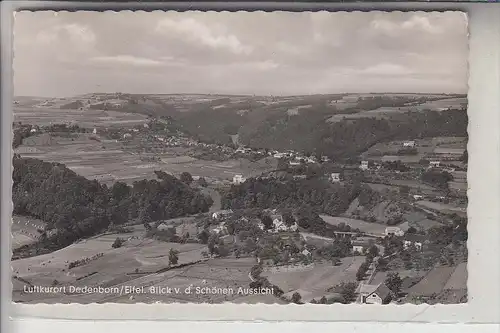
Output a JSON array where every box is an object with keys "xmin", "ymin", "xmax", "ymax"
[{"xmin": 12, "ymin": 156, "xmax": 213, "ymax": 256}]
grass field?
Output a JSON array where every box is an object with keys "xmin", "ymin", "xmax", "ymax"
[
  {"xmin": 11, "ymin": 216, "xmax": 46, "ymax": 250},
  {"xmin": 15, "ymin": 133, "xmax": 276, "ymax": 185},
  {"xmin": 404, "ymin": 263, "xmax": 467, "ymax": 302},
  {"xmin": 262, "ymin": 256, "xmax": 365, "ymax": 302},
  {"xmin": 14, "ymin": 107, "xmax": 148, "ymax": 128},
  {"xmin": 320, "ymin": 215, "xmax": 387, "ymax": 235},
  {"xmin": 415, "ymin": 200, "xmax": 467, "ymax": 216}
]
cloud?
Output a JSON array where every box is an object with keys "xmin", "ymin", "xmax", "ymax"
[
  {"xmin": 371, "ymin": 14, "xmax": 444, "ymax": 36},
  {"xmin": 155, "ymin": 18, "xmax": 252, "ymax": 55},
  {"xmin": 35, "ymin": 23, "xmax": 96, "ymax": 46},
  {"xmin": 88, "ymin": 55, "xmax": 164, "ymax": 67},
  {"xmin": 359, "ymin": 63, "xmax": 415, "ymax": 76},
  {"xmin": 13, "ymin": 11, "xmax": 468, "ymax": 97}
]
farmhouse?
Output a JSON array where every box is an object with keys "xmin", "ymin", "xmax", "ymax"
[
  {"xmin": 385, "ymin": 226, "xmax": 405, "ymax": 237},
  {"xmin": 360, "ymin": 161, "xmax": 369, "ymax": 170},
  {"xmin": 429, "ymin": 161, "xmax": 441, "ymax": 168},
  {"xmin": 233, "ymin": 174, "xmax": 246, "ymax": 184},
  {"xmin": 403, "ymin": 240, "xmax": 423, "ymax": 251},
  {"xmin": 212, "ymin": 209, "xmax": 233, "ymax": 220},
  {"xmin": 352, "ymin": 244, "xmax": 365, "ymax": 254},
  {"xmin": 358, "ymin": 283, "xmax": 392, "ymax": 304},
  {"xmin": 330, "ymin": 172, "xmax": 341, "ymax": 183},
  {"xmin": 402, "ymin": 140, "xmax": 416, "ymax": 148},
  {"xmin": 301, "ymin": 249, "xmax": 312, "ymax": 258},
  {"xmin": 157, "ymin": 223, "xmax": 169, "ymax": 231}
]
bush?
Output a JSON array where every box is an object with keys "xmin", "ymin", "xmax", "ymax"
[{"xmin": 112, "ymin": 237, "xmax": 124, "ymax": 249}]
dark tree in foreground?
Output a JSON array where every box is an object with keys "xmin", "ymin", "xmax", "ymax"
[
  {"xmin": 168, "ymin": 248, "xmax": 179, "ymax": 266},
  {"xmin": 385, "ymin": 272, "xmax": 403, "ymax": 296},
  {"xmin": 180, "ymin": 172, "xmax": 194, "ymax": 185},
  {"xmin": 334, "ymin": 282, "xmax": 358, "ymax": 303},
  {"xmin": 112, "ymin": 237, "xmax": 124, "ymax": 249},
  {"xmin": 261, "ymin": 215, "xmax": 274, "ymax": 230},
  {"xmin": 291, "ymin": 292, "xmax": 302, "ymax": 304}
]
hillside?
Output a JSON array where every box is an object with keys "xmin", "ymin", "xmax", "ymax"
[
  {"xmin": 24, "ymin": 93, "xmax": 468, "ymax": 158},
  {"xmin": 12, "ymin": 155, "xmax": 213, "ymax": 257}
]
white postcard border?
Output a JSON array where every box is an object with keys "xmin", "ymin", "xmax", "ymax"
[{"xmin": 2, "ymin": 2, "xmax": 499, "ymax": 325}]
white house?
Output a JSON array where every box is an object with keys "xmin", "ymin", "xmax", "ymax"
[
  {"xmin": 123, "ymin": 133, "xmax": 132, "ymax": 139},
  {"xmin": 212, "ymin": 222, "xmax": 227, "ymax": 235},
  {"xmin": 358, "ymin": 283, "xmax": 392, "ymax": 304},
  {"xmin": 92, "ymin": 128, "xmax": 97, "ymax": 135},
  {"xmin": 212, "ymin": 209, "xmax": 233, "ymax": 220},
  {"xmin": 385, "ymin": 226, "xmax": 404, "ymax": 237},
  {"xmin": 157, "ymin": 223, "xmax": 169, "ymax": 231},
  {"xmin": 352, "ymin": 245, "xmax": 365, "ymax": 254},
  {"xmin": 429, "ymin": 161, "xmax": 441, "ymax": 168},
  {"xmin": 30, "ymin": 127, "xmax": 38, "ymax": 133},
  {"xmin": 233, "ymin": 174, "xmax": 246, "ymax": 184},
  {"xmin": 330, "ymin": 173, "xmax": 341, "ymax": 183},
  {"xmin": 403, "ymin": 140, "xmax": 416, "ymax": 148},
  {"xmin": 143, "ymin": 123, "xmax": 150, "ymax": 129},
  {"xmin": 412, "ymin": 194, "xmax": 424, "ymax": 200},
  {"xmin": 289, "ymin": 161, "xmax": 301, "ymax": 166},
  {"xmin": 404, "ymin": 240, "xmax": 423, "ymax": 251},
  {"xmin": 301, "ymin": 249, "xmax": 312, "ymax": 257},
  {"xmin": 273, "ymin": 153, "xmax": 285, "ymax": 158},
  {"xmin": 360, "ymin": 161, "xmax": 369, "ymax": 170}
]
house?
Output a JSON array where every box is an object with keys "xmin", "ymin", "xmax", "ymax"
[
  {"xmin": 351, "ymin": 240, "xmax": 370, "ymax": 254},
  {"xmin": 429, "ymin": 161, "xmax": 441, "ymax": 168},
  {"xmin": 402, "ymin": 140, "xmax": 416, "ymax": 148},
  {"xmin": 360, "ymin": 160, "xmax": 369, "ymax": 170},
  {"xmin": 385, "ymin": 226, "xmax": 404, "ymax": 237},
  {"xmin": 301, "ymin": 249, "xmax": 312, "ymax": 257},
  {"xmin": 233, "ymin": 174, "xmax": 246, "ymax": 184},
  {"xmin": 123, "ymin": 133, "xmax": 132, "ymax": 139},
  {"xmin": 358, "ymin": 283, "xmax": 392, "ymax": 304},
  {"xmin": 157, "ymin": 223, "xmax": 169, "ymax": 231},
  {"xmin": 352, "ymin": 245, "xmax": 365, "ymax": 254},
  {"xmin": 412, "ymin": 194, "xmax": 424, "ymax": 200},
  {"xmin": 143, "ymin": 123, "xmax": 149, "ymax": 129},
  {"xmin": 403, "ymin": 240, "xmax": 423, "ymax": 251},
  {"xmin": 330, "ymin": 172, "xmax": 341, "ymax": 183},
  {"xmin": 212, "ymin": 209, "xmax": 233, "ymax": 220},
  {"xmin": 289, "ymin": 161, "xmax": 301, "ymax": 166},
  {"xmin": 92, "ymin": 128, "xmax": 97, "ymax": 135},
  {"xmin": 212, "ymin": 222, "xmax": 227, "ymax": 235},
  {"xmin": 30, "ymin": 127, "xmax": 38, "ymax": 133},
  {"xmin": 321, "ymin": 156, "xmax": 330, "ymax": 162},
  {"xmin": 273, "ymin": 153, "xmax": 285, "ymax": 158}
]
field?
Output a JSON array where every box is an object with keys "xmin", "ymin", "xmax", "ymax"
[
  {"xmin": 415, "ymin": 200, "xmax": 467, "ymax": 217},
  {"xmin": 406, "ymin": 263, "xmax": 467, "ymax": 300},
  {"xmin": 362, "ymin": 136, "xmax": 467, "ymax": 162},
  {"xmin": 14, "ymin": 224, "xmax": 258, "ymax": 303},
  {"xmin": 11, "ymin": 216, "xmax": 46, "ymax": 250},
  {"xmin": 261, "ymin": 256, "xmax": 366, "ymax": 302},
  {"xmin": 15, "ymin": 133, "xmax": 276, "ymax": 185},
  {"xmin": 320, "ymin": 215, "xmax": 387, "ymax": 235},
  {"xmin": 327, "ymin": 97, "xmax": 466, "ymax": 123},
  {"xmin": 14, "ymin": 107, "xmax": 148, "ymax": 128}
]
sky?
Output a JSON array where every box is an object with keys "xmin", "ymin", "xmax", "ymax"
[{"xmin": 13, "ymin": 11, "xmax": 469, "ymax": 97}]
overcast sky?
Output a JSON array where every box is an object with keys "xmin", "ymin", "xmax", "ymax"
[{"xmin": 13, "ymin": 11, "xmax": 468, "ymax": 97}]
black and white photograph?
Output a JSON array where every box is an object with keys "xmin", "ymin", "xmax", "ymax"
[{"xmin": 11, "ymin": 10, "xmax": 468, "ymax": 305}]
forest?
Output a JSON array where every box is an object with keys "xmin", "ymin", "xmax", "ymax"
[
  {"xmin": 220, "ymin": 177, "xmax": 362, "ymax": 217},
  {"xmin": 12, "ymin": 156, "xmax": 213, "ymax": 253}
]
